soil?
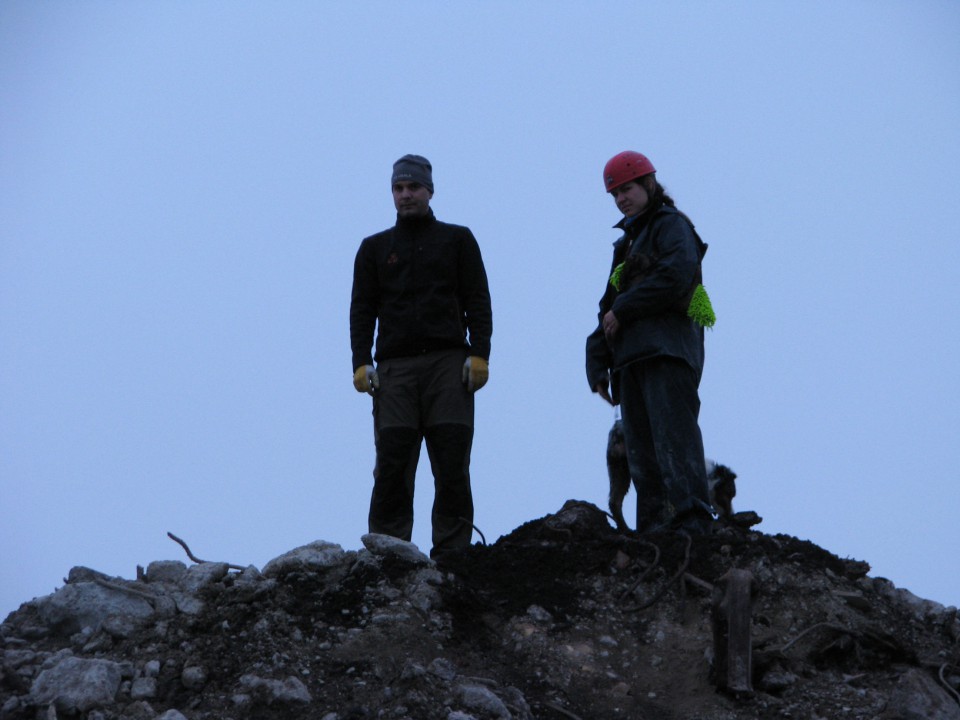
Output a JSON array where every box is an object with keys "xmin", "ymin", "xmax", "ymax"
[{"xmin": 3, "ymin": 500, "xmax": 959, "ymax": 720}]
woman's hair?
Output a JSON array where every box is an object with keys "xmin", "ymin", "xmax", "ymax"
[{"xmin": 639, "ymin": 174, "xmax": 676, "ymax": 208}]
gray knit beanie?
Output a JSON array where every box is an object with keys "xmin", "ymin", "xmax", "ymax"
[{"xmin": 391, "ymin": 154, "xmax": 433, "ymax": 192}]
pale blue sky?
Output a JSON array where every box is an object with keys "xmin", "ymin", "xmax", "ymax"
[{"xmin": 3, "ymin": 1, "xmax": 959, "ymax": 619}]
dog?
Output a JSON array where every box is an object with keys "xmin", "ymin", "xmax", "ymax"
[{"xmin": 606, "ymin": 419, "xmax": 736, "ymax": 532}]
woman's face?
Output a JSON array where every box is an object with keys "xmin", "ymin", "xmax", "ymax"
[{"xmin": 611, "ymin": 180, "xmax": 649, "ymax": 218}]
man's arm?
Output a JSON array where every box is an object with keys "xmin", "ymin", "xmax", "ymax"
[
  {"xmin": 350, "ymin": 239, "xmax": 379, "ymax": 370},
  {"xmin": 458, "ymin": 229, "xmax": 492, "ymax": 360}
]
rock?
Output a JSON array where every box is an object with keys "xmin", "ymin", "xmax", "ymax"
[
  {"xmin": 226, "ymin": 565, "xmax": 276, "ymax": 604},
  {"xmin": 238, "ymin": 674, "xmax": 312, "ymax": 704},
  {"xmin": 401, "ymin": 660, "xmax": 427, "ymax": 680},
  {"xmin": 546, "ymin": 500, "xmax": 611, "ymax": 535},
  {"xmin": 180, "ymin": 562, "xmax": 230, "ymax": 593},
  {"xmin": 181, "ymin": 665, "xmax": 207, "ymax": 690},
  {"xmin": 157, "ymin": 711, "xmax": 190, "ymax": 720},
  {"xmin": 883, "ymin": 668, "xmax": 960, "ymax": 720},
  {"xmin": 457, "ymin": 683, "xmax": 511, "ymax": 719},
  {"xmin": 760, "ymin": 670, "xmax": 798, "ymax": 692},
  {"xmin": 834, "ymin": 590, "xmax": 871, "ymax": 611},
  {"xmin": 173, "ymin": 592, "xmax": 205, "ymax": 616},
  {"xmin": 3, "ymin": 648, "xmax": 37, "ymax": 669},
  {"xmin": 117, "ymin": 700, "xmax": 155, "ymax": 720},
  {"xmin": 130, "ymin": 675, "xmax": 157, "ymax": 700},
  {"xmin": 262, "ymin": 541, "xmax": 346, "ymax": 577},
  {"xmin": 35, "ymin": 582, "xmax": 154, "ymax": 636},
  {"xmin": 500, "ymin": 686, "xmax": 533, "ymax": 719},
  {"xmin": 101, "ymin": 613, "xmax": 143, "ymax": 639},
  {"xmin": 526, "ymin": 605, "xmax": 554, "ymax": 624},
  {"xmin": 3, "ymin": 501, "xmax": 959, "ymax": 720},
  {"xmin": 234, "ymin": 564, "xmax": 265, "ymax": 589},
  {"xmin": 29, "ymin": 656, "xmax": 124, "ymax": 713},
  {"xmin": 65, "ymin": 566, "xmax": 114, "ymax": 585},
  {"xmin": 429, "ymin": 657, "xmax": 458, "ymax": 682},
  {"xmin": 361, "ymin": 533, "xmax": 432, "ymax": 564},
  {"xmin": 408, "ymin": 574, "xmax": 444, "ymax": 612},
  {"xmin": 145, "ymin": 560, "xmax": 188, "ymax": 584}
]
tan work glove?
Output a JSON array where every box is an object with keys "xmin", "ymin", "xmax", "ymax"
[
  {"xmin": 462, "ymin": 356, "xmax": 489, "ymax": 393},
  {"xmin": 353, "ymin": 365, "xmax": 379, "ymax": 395}
]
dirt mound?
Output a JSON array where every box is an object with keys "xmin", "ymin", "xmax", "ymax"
[{"xmin": 2, "ymin": 500, "xmax": 959, "ymax": 719}]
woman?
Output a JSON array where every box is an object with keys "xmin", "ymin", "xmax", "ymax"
[{"xmin": 585, "ymin": 150, "xmax": 713, "ymax": 534}]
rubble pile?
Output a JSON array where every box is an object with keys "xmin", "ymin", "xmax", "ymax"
[{"xmin": 2, "ymin": 500, "xmax": 959, "ymax": 719}]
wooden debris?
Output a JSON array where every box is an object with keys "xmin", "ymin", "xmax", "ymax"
[
  {"xmin": 711, "ymin": 568, "xmax": 757, "ymax": 696},
  {"xmin": 167, "ymin": 532, "xmax": 246, "ymax": 571}
]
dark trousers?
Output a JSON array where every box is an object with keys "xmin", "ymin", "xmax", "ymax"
[
  {"xmin": 618, "ymin": 356, "xmax": 711, "ymax": 532},
  {"xmin": 368, "ymin": 349, "xmax": 475, "ymax": 556}
]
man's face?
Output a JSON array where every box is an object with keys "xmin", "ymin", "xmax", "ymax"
[
  {"xmin": 392, "ymin": 181, "xmax": 433, "ymax": 218},
  {"xmin": 610, "ymin": 180, "xmax": 649, "ymax": 218}
]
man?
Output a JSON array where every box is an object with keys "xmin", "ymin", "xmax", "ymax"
[
  {"xmin": 586, "ymin": 150, "xmax": 713, "ymax": 535},
  {"xmin": 350, "ymin": 154, "xmax": 493, "ymax": 558}
]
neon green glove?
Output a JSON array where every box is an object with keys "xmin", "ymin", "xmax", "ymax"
[
  {"xmin": 353, "ymin": 365, "xmax": 380, "ymax": 395},
  {"xmin": 687, "ymin": 284, "xmax": 716, "ymax": 328},
  {"xmin": 462, "ymin": 356, "xmax": 489, "ymax": 393},
  {"xmin": 609, "ymin": 262, "xmax": 626, "ymax": 291}
]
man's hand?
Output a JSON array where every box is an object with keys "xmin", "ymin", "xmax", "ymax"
[
  {"xmin": 353, "ymin": 365, "xmax": 380, "ymax": 395},
  {"xmin": 594, "ymin": 381, "xmax": 614, "ymax": 406},
  {"xmin": 462, "ymin": 356, "xmax": 489, "ymax": 393},
  {"xmin": 602, "ymin": 310, "xmax": 620, "ymax": 342}
]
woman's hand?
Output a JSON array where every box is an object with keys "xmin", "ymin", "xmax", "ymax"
[
  {"xmin": 594, "ymin": 381, "xmax": 614, "ymax": 406},
  {"xmin": 602, "ymin": 310, "xmax": 620, "ymax": 342}
]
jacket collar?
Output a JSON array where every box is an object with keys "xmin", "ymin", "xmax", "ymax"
[
  {"xmin": 612, "ymin": 200, "xmax": 678, "ymax": 234},
  {"xmin": 395, "ymin": 208, "xmax": 436, "ymax": 231}
]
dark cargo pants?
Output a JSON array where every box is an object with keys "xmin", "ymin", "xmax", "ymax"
[
  {"xmin": 369, "ymin": 348, "xmax": 475, "ymax": 556},
  {"xmin": 618, "ymin": 356, "xmax": 712, "ymax": 533}
]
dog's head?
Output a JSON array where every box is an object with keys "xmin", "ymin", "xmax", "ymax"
[
  {"xmin": 607, "ymin": 420, "xmax": 626, "ymax": 461},
  {"xmin": 705, "ymin": 460, "xmax": 737, "ymax": 517},
  {"xmin": 706, "ymin": 461, "xmax": 737, "ymax": 487}
]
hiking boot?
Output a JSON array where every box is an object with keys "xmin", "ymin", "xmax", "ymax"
[{"xmin": 678, "ymin": 510, "xmax": 714, "ymax": 536}]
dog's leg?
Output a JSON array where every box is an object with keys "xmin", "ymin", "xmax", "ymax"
[
  {"xmin": 609, "ymin": 468, "xmax": 630, "ymax": 532},
  {"xmin": 607, "ymin": 421, "xmax": 631, "ymax": 532}
]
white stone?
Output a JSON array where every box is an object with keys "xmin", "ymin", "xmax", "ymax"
[
  {"xmin": 361, "ymin": 534, "xmax": 431, "ymax": 564},
  {"xmin": 262, "ymin": 541, "xmax": 346, "ymax": 577},
  {"xmin": 29, "ymin": 656, "xmax": 123, "ymax": 714},
  {"xmin": 36, "ymin": 583, "xmax": 154, "ymax": 636}
]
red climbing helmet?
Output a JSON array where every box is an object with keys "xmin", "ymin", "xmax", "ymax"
[{"xmin": 603, "ymin": 151, "xmax": 656, "ymax": 192}]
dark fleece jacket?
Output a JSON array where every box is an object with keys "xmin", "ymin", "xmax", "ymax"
[{"xmin": 351, "ymin": 210, "xmax": 492, "ymax": 370}]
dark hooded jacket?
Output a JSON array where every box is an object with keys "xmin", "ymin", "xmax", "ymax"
[
  {"xmin": 351, "ymin": 210, "xmax": 492, "ymax": 369},
  {"xmin": 585, "ymin": 202, "xmax": 705, "ymax": 397}
]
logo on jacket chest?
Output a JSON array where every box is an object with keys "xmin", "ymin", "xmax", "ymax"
[{"xmin": 386, "ymin": 252, "xmax": 399, "ymax": 265}]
